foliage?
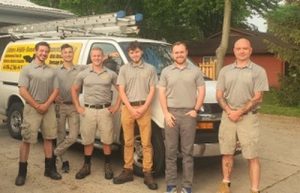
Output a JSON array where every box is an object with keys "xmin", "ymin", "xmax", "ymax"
[
  {"xmin": 30, "ymin": 0, "xmax": 59, "ymax": 7},
  {"xmin": 139, "ymin": 0, "xmax": 204, "ymax": 42},
  {"xmin": 136, "ymin": 0, "xmax": 279, "ymax": 41},
  {"xmin": 266, "ymin": 3, "xmax": 300, "ymax": 106},
  {"xmin": 276, "ymin": 69, "xmax": 300, "ymax": 106},
  {"xmin": 29, "ymin": 0, "xmax": 280, "ymax": 42},
  {"xmin": 260, "ymin": 89, "xmax": 300, "ymax": 117},
  {"xmin": 267, "ymin": 3, "xmax": 300, "ymax": 66}
]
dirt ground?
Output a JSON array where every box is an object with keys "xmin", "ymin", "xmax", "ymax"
[{"xmin": 0, "ymin": 114, "xmax": 299, "ymax": 193}]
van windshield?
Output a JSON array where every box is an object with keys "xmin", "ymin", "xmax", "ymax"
[{"xmin": 119, "ymin": 42, "xmax": 197, "ymax": 75}]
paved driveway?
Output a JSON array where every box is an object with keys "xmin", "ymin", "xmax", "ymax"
[{"xmin": 0, "ymin": 114, "xmax": 299, "ymax": 193}]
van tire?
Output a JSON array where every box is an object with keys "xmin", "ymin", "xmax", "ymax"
[
  {"xmin": 133, "ymin": 124, "xmax": 165, "ymax": 177},
  {"xmin": 7, "ymin": 103, "xmax": 23, "ymax": 140}
]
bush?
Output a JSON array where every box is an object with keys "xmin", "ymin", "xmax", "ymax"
[{"xmin": 276, "ymin": 72, "xmax": 300, "ymax": 106}]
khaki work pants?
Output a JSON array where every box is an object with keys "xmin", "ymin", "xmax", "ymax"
[{"xmin": 121, "ymin": 105, "xmax": 153, "ymax": 172}]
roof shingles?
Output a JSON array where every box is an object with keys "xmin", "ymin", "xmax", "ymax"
[{"xmin": 0, "ymin": 0, "xmax": 73, "ymax": 15}]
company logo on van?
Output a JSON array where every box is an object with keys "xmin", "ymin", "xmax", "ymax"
[{"xmin": 0, "ymin": 43, "xmax": 82, "ymax": 72}]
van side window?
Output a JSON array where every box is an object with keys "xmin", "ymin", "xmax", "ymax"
[
  {"xmin": 88, "ymin": 43, "xmax": 123, "ymax": 73},
  {"xmin": 119, "ymin": 42, "xmax": 172, "ymax": 75}
]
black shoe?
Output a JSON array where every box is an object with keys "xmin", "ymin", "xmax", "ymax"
[
  {"xmin": 75, "ymin": 163, "xmax": 91, "ymax": 179},
  {"xmin": 144, "ymin": 172, "xmax": 158, "ymax": 190},
  {"xmin": 15, "ymin": 162, "xmax": 27, "ymax": 186},
  {"xmin": 62, "ymin": 161, "xmax": 70, "ymax": 173},
  {"xmin": 44, "ymin": 158, "xmax": 62, "ymax": 180},
  {"xmin": 15, "ymin": 175, "xmax": 26, "ymax": 186},
  {"xmin": 113, "ymin": 168, "xmax": 133, "ymax": 184},
  {"xmin": 104, "ymin": 163, "xmax": 113, "ymax": 180}
]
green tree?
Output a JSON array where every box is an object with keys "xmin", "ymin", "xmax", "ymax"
[
  {"xmin": 30, "ymin": 0, "xmax": 280, "ymax": 42},
  {"xmin": 266, "ymin": 2, "xmax": 300, "ymax": 106}
]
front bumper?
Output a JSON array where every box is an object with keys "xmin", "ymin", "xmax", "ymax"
[
  {"xmin": 192, "ymin": 143, "xmax": 221, "ymax": 157},
  {"xmin": 193, "ymin": 112, "xmax": 222, "ymax": 157}
]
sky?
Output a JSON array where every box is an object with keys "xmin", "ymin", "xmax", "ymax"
[
  {"xmin": 247, "ymin": 15, "xmax": 267, "ymax": 32},
  {"xmin": 248, "ymin": 0, "xmax": 286, "ymax": 32}
]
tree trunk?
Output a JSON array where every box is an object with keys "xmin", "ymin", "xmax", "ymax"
[{"xmin": 215, "ymin": 0, "xmax": 231, "ymax": 77}]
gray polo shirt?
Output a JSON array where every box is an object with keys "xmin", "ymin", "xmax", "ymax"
[
  {"xmin": 117, "ymin": 61, "xmax": 157, "ymax": 102},
  {"xmin": 74, "ymin": 64, "xmax": 117, "ymax": 105},
  {"xmin": 55, "ymin": 65, "xmax": 87, "ymax": 102},
  {"xmin": 216, "ymin": 61, "xmax": 269, "ymax": 109},
  {"xmin": 159, "ymin": 62, "xmax": 205, "ymax": 108},
  {"xmin": 18, "ymin": 61, "xmax": 59, "ymax": 103}
]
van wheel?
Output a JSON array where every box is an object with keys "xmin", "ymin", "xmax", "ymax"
[
  {"xmin": 133, "ymin": 124, "xmax": 165, "ymax": 177},
  {"xmin": 7, "ymin": 103, "xmax": 23, "ymax": 139}
]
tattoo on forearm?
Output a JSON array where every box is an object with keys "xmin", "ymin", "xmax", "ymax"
[
  {"xmin": 217, "ymin": 97, "xmax": 229, "ymax": 111},
  {"xmin": 240, "ymin": 98, "xmax": 261, "ymax": 114}
]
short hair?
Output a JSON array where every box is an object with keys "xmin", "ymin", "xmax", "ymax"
[
  {"xmin": 127, "ymin": 41, "xmax": 143, "ymax": 52},
  {"xmin": 171, "ymin": 41, "xmax": 188, "ymax": 51},
  {"xmin": 35, "ymin": 41, "xmax": 50, "ymax": 51},
  {"xmin": 61, "ymin": 43, "xmax": 73, "ymax": 51},
  {"xmin": 90, "ymin": 47, "xmax": 104, "ymax": 56},
  {"xmin": 233, "ymin": 38, "xmax": 252, "ymax": 48}
]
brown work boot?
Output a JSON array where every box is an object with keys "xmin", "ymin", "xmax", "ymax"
[
  {"xmin": 104, "ymin": 163, "xmax": 114, "ymax": 180},
  {"xmin": 113, "ymin": 168, "xmax": 133, "ymax": 184},
  {"xmin": 216, "ymin": 182, "xmax": 231, "ymax": 193},
  {"xmin": 144, "ymin": 172, "xmax": 158, "ymax": 190},
  {"xmin": 75, "ymin": 163, "xmax": 91, "ymax": 179}
]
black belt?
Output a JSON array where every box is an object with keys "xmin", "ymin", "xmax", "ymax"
[
  {"xmin": 130, "ymin": 100, "xmax": 145, "ymax": 106},
  {"xmin": 84, "ymin": 103, "xmax": 111, "ymax": 109},
  {"xmin": 62, "ymin": 101, "xmax": 73, "ymax": 105}
]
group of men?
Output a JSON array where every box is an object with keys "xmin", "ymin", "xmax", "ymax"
[{"xmin": 14, "ymin": 38, "xmax": 268, "ymax": 193}]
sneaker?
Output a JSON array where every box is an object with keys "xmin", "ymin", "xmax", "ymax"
[
  {"xmin": 113, "ymin": 168, "xmax": 133, "ymax": 184},
  {"xmin": 181, "ymin": 187, "xmax": 192, "ymax": 193},
  {"xmin": 104, "ymin": 163, "xmax": 114, "ymax": 180},
  {"xmin": 75, "ymin": 163, "xmax": 91, "ymax": 179},
  {"xmin": 143, "ymin": 172, "xmax": 158, "ymax": 190},
  {"xmin": 216, "ymin": 182, "xmax": 231, "ymax": 193},
  {"xmin": 166, "ymin": 185, "xmax": 177, "ymax": 193},
  {"xmin": 62, "ymin": 161, "xmax": 70, "ymax": 173}
]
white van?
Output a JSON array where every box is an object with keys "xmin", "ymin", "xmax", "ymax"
[{"xmin": 0, "ymin": 36, "xmax": 223, "ymax": 176}]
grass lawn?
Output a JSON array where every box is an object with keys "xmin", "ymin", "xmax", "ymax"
[{"xmin": 260, "ymin": 91, "xmax": 300, "ymax": 117}]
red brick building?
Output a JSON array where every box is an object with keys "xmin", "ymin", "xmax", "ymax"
[{"xmin": 188, "ymin": 28, "xmax": 285, "ymax": 88}]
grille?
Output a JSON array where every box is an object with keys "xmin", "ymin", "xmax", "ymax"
[{"xmin": 200, "ymin": 103, "xmax": 222, "ymax": 114}]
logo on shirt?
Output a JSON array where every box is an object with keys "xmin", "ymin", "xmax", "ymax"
[
  {"xmin": 141, "ymin": 71, "xmax": 151, "ymax": 78},
  {"xmin": 100, "ymin": 73, "xmax": 110, "ymax": 80}
]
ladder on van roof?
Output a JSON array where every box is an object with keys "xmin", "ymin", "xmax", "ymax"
[{"xmin": 0, "ymin": 10, "xmax": 143, "ymax": 39}]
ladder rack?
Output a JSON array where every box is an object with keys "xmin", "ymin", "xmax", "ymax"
[{"xmin": 0, "ymin": 10, "xmax": 143, "ymax": 39}]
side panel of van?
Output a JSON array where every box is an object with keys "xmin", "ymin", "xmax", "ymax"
[{"xmin": 0, "ymin": 40, "xmax": 86, "ymax": 136}]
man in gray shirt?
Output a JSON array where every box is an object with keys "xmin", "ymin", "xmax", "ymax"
[
  {"xmin": 216, "ymin": 38, "xmax": 269, "ymax": 193},
  {"xmin": 71, "ymin": 47, "xmax": 120, "ymax": 180},
  {"xmin": 15, "ymin": 42, "xmax": 61, "ymax": 186},
  {"xmin": 159, "ymin": 42, "xmax": 205, "ymax": 193},
  {"xmin": 54, "ymin": 44, "xmax": 87, "ymax": 173}
]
